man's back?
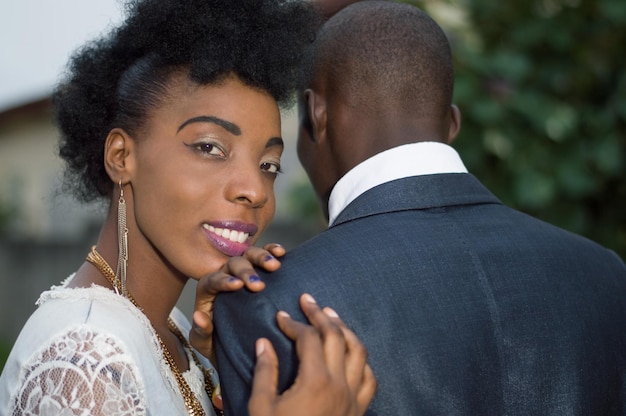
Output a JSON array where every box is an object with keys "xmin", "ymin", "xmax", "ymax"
[{"xmin": 215, "ymin": 173, "xmax": 626, "ymax": 415}]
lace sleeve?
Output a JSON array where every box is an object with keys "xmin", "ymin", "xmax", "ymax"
[{"xmin": 8, "ymin": 325, "xmax": 146, "ymax": 416}]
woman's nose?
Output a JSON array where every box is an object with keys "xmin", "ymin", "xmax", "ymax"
[{"xmin": 226, "ymin": 166, "xmax": 269, "ymax": 208}]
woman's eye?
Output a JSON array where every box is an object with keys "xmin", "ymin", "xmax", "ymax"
[
  {"xmin": 187, "ymin": 142, "xmax": 225, "ymax": 157},
  {"xmin": 261, "ymin": 161, "xmax": 282, "ymax": 174}
]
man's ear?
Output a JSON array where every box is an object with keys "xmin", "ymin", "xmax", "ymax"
[
  {"xmin": 104, "ymin": 128, "xmax": 135, "ymax": 184},
  {"xmin": 446, "ymin": 104, "xmax": 462, "ymax": 144},
  {"xmin": 305, "ymin": 88, "xmax": 327, "ymax": 144}
]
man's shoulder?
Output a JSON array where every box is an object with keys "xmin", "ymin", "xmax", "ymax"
[
  {"xmin": 259, "ymin": 230, "xmax": 343, "ymax": 275},
  {"xmin": 505, "ymin": 206, "xmax": 625, "ymax": 263}
]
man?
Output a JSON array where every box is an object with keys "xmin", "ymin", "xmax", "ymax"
[{"xmin": 214, "ymin": 2, "xmax": 626, "ymax": 415}]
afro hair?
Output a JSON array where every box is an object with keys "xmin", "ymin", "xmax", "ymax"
[{"xmin": 54, "ymin": 0, "xmax": 320, "ymax": 202}]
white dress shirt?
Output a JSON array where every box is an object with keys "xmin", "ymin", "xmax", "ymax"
[{"xmin": 328, "ymin": 141, "xmax": 468, "ymax": 226}]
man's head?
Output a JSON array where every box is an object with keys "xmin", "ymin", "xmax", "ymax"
[{"xmin": 297, "ymin": 1, "xmax": 461, "ymax": 213}]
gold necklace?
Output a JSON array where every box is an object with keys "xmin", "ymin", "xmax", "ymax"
[{"xmin": 86, "ymin": 246, "xmax": 224, "ymax": 416}]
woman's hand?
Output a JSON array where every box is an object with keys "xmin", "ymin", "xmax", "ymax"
[
  {"xmin": 248, "ymin": 294, "xmax": 377, "ymax": 416},
  {"xmin": 189, "ymin": 243, "xmax": 285, "ymax": 360}
]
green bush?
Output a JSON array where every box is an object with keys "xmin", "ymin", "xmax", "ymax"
[{"xmin": 407, "ymin": 0, "xmax": 626, "ymax": 258}]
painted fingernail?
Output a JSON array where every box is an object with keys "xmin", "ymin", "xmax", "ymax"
[
  {"xmin": 264, "ymin": 255, "xmax": 274, "ymax": 262},
  {"xmin": 256, "ymin": 339, "xmax": 266, "ymax": 357},
  {"xmin": 302, "ymin": 293, "xmax": 316, "ymax": 304},
  {"xmin": 323, "ymin": 307, "xmax": 339, "ymax": 318},
  {"xmin": 228, "ymin": 276, "xmax": 238, "ymax": 282},
  {"xmin": 249, "ymin": 275, "xmax": 261, "ymax": 282}
]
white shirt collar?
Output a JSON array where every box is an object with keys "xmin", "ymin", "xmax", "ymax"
[{"xmin": 327, "ymin": 142, "xmax": 468, "ymax": 226}]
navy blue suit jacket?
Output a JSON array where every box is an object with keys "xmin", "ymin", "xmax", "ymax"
[{"xmin": 214, "ymin": 173, "xmax": 626, "ymax": 415}]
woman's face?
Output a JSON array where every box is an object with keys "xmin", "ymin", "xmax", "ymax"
[{"xmin": 128, "ymin": 74, "xmax": 282, "ymax": 280}]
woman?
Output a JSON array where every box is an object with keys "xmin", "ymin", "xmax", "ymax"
[{"xmin": 0, "ymin": 0, "xmax": 374, "ymax": 414}]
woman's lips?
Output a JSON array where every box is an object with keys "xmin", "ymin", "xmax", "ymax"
[{"xmin": 202, "ymin": 221, "xmax": 258, "ymax": 257}]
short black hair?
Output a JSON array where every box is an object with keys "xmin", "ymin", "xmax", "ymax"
[
  {"xmin": 55, "ymin": 0, "xmax": 319, "ymax": 202},
  {"xmin": 305, "ymin": 1, "xmax": 454, "ymax": 118}
]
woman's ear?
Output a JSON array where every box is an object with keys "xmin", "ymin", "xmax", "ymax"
[
  {"xmin": 446, "ymin": 104, "xmax": 462, "ymax": 144},
  {"xmin": 104, "ymin": 128, "xmax": 135, "ymax": 184},
  {"xmin": 305, "ymin": 88, "xmax": 327, "ymax": 145}
]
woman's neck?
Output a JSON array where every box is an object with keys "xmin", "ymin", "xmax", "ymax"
[{"xmin": 73, "ymin": 208, "xmax": 187, "ymax": 331}]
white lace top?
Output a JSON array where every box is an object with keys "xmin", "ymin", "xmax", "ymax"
[{"xmin": 0, "ymin": 278, "xmax": 218, "ymax": 416}]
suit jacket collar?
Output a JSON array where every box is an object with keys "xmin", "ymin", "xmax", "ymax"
[{"xmin": 332, "ymin": 173, "xmax": 502, "ymax": 227}]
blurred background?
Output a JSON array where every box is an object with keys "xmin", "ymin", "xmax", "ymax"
[{"xmin": 1, "ymin": 0, "xmax": 625, "ymax": 371}]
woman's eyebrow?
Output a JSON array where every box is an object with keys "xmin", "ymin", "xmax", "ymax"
[{"xmin": 177, "ymin": 115, "xmax": 241, "ymax": 135}]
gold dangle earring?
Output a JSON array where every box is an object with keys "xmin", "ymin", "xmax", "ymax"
[{"xmin": 117, "ymin": 179, "xmax": 129, "ymax": 297}]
